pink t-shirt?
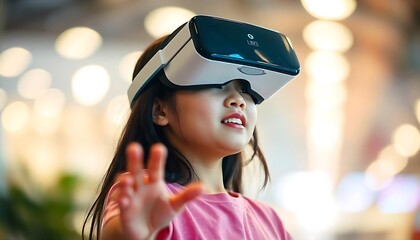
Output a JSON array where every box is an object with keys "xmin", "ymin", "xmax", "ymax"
[{"xmin": 103, "ymin": 182, "xmax": 293, "ymax": 240}]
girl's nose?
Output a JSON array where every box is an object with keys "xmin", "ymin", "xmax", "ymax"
[{"xmin": 225, "ymin": 91, "xmax": 246, "ymax": 110}]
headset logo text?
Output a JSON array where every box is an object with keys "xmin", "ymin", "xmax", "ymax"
[{"xmin": 247, "ymin": 33, "xmax": 259, "ymax": 47}]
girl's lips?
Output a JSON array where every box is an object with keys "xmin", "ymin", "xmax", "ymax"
[{"xmin": 221, "ymin": 112, "xmax": 246, "ymax": 127}]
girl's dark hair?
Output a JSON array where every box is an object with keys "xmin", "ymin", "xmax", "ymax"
[{"xmin": 82, "ymin": 35, "xmax": 270, "ymax": 240}]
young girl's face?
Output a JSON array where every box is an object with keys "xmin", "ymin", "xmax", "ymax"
[{"xmin": 157, "ymin": 80, "xmax": 257, "ymax": 160}]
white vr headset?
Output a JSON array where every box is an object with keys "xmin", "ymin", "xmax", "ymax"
[{"xmin": 128, "ymin": 15, "xmax": 300, "ymax": 105}]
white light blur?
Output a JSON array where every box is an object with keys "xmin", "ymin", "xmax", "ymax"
[
  {"xmin": 301, "ymin": 0, "xmax": 357, "ymax": 20},
  {"xmin": 144, "ymin": 7, "xmax": 196, "ymax": 38},
  {"xmin": 307, "ymin": 109, "xmax": 344, "ymax": 149},
  {"xmin": 392, "ymin": 124, "xmax": 420, "ymax": 157},
  {"xmin": 416, "ymin": 99, "xmax": 420, "ymax": 124},
  {"xmin": 336, "ymin": 172, "xmax": 376, "ymax": 212},
  {"xmin": 377, "ymin": 175, "xmax": 420, "ymax": 213},
  {"xmin": 303, "ymin": 20, "xmax": 354, "ymax": 52},
  {"xmin": 0, "ymin": 88, "xmax": 7, "ymax": 110},
  {"xmin": 1, "ymin": 101, "xmax": 30, "ymax": 132},
  {"xmin": 276, "ymin": 171, "xmax": 334, "ymax": 212},
  {"xmin": 305, "ymin": 48, "xmax": 348, "ymax": 176},
  {"xmin": 55, "ymin": 27, "xmax": 102, "ymax": 59},
  {"xmin": 33, "ymin": 89, "xmax": 66, "ymax": 135},
  {"xmin": 17, "ymin": 68, "xmax": 52, "ymax": 99},
  {"xmin": 0, "ymin": 47, "xmax": 32, "ymax": 77},
  {"xmin": 295, "ymin": 202, "xmax": 338, "ymax": 232},
  {"xmin": 119, "ymin": 51, "xmax": 142, "ymax": 83},
  {"xmin": 276, "ymin": 171, "xmax": 337, "ymax": 231},
  {"xmin": 71, "ymin": 65, "xmax": 110, "ymax": 106},
  {"xmin": 305, "ymin": 81, "xmax": 347, "ymax": 109},
  {"xmin": 305, "ymin": 51, "xmax": 350, "ymax": 83}
]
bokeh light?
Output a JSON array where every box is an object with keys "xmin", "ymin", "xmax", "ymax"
[
  {"xmin": 365, "ymin": 161, "xmax": 394, "ymax": 191},
  {"xmin": 17, "ymin": 68, "xmax": 52, "ymax": 99},
  {"xmin": 305, "ymin": 81, "xmax": 347, "ymax": 109},
  {"xmin": 1, "ymin": 101, "xmax": 30, "ymax": 132},
  {"xmin": 276, "ymin": 171, "xmax": 334, "ymax": 212},
  {"xmin": 307, "ymin": 108, "xmax": 344, "ymax": 149},
  {"xmin": 377, "ymin": 175, "xmax": 420, "ymax": 213},
  {"xmin": 303, "ymin": 20, "xmax": 354, "ymax": 52},
  {"xmin": 305, "ymin": 51, "xmax": 350, "ymax": 83},
  {"xmin": 34, "ymin": 89, "xmax": 66, "ymax": 118},
  {"xmin": 71, "ymin": 65, "xmax": 110, "ymax": 106},
  {"xmin": 0, "ymin": 47, "xmax": 32, "ymax": 77},
  {"xmin": 301, "ymin": 0, "xmax": 357, "ymax": 20},
  {"xmin": 276, "ymin": 171, "xmax": 338, "ymax": 231},
  {"xmin": 336, "ymin": 172, "xmax": 376, "ymax": 212},
  {"xmin": 55, "ymin": 27, "xmax": 102, "ymax": 59},
  {"xmin": 144, "ymin": 6, "xmax": 196, "ymax": 38},
  {"xmin": 392, "ymin": 124, "xmax": 420, "ymax": 157},
  {"xmin": 376, "ymin": 145, "xmax": 408, "ymax": 175}
]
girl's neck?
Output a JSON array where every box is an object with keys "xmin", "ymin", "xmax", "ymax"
[{"xmin": 189, "ymin": 158, "xmax": 226, "ymax": 194}]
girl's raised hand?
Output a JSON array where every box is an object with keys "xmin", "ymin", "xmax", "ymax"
[{"xmin": 116, "ymin": 142, "xmax": 203, "ymax": 240}]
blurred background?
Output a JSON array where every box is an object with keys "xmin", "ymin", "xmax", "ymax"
[{"xmin": 0, "ymin": 0, "xmax": 419, "ymax": 239}]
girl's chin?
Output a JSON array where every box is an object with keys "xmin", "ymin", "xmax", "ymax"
[{"xmin": 221, "ymin": 143, "xmax": 249, "ymax": 156}]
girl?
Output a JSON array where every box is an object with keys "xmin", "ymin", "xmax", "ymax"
[{"xmin": 83, "ymin": 21, "xmax": 294, "ymax": 240}]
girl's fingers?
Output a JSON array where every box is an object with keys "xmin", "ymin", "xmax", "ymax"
[
  {"xmin": 113, "ymin": 175, "xmax": 136, "ymax": 210},
  {"xmin": 147, "ymin": 143, "xmax": 167, "ymax": 183},
  {"xmin": 118, "ymin": 196, "xmax": 131, "ymax": 210},
  {"xmin": 118, "ymin": 184, "xmax": 134, "ymax": 210},
  {"xmin": 126, "ymin": 142, "xmax": 144, "ymax": 189},
  {"xmin": 114, "ymin": 173, "xmax": 134, "ymax": 186},
  {"xmin": 169, "ymin": 183, "xmax": 204, "ymax": 212},
  {"xmin": 111, "ymin": 174, "xmax": 133, "ymax": 201}
]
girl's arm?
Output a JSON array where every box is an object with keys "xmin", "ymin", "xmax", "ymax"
[{"xmin": 101, "ymin": 143, "xmax": 204, "ymax": 240}]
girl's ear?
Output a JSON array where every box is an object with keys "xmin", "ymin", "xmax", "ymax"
[{"xmin": 152, "ymin": 99, "xmax": 169, "ymax": 126}]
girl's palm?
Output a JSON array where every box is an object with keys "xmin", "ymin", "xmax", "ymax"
[{"xmin": 116, "ymin": 143, "xmax": 203, "ymax": 240}]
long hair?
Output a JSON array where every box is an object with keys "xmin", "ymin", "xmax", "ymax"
[{"xmin": 82, "ymin": 35, "xmax": 270, "ymax": 240}]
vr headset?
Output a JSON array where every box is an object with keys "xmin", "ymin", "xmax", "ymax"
[{"xmin": 128, "ymin": 15, "xmax": 300, "ymax": 105}]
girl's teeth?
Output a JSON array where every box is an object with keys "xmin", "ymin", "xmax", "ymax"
[{"xmin": 223, "ymin": 118, "xmax": 242, "ymax": 125}]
